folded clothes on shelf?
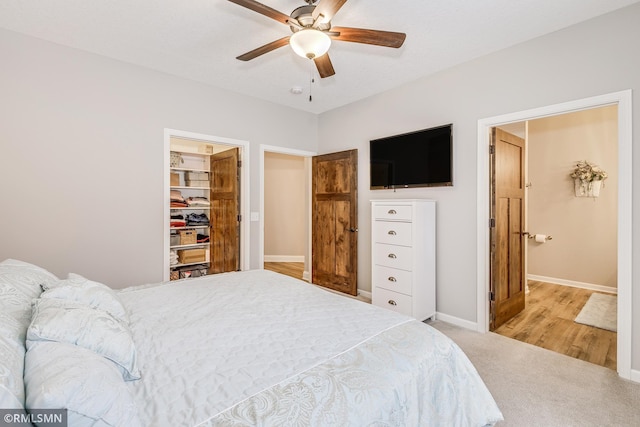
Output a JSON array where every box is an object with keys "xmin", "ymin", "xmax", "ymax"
[
  {"xmin": 169, "ymin": 250, "xmax": 179, "ymax": 266},
  {"xmin": 197, "ymin": 234, "xmax": 210, "ymax": 243},
  {"xmin": 171, "ymin": 190, "xmax": 185, "ymax": 202},
  {"xmin": 170, "ymin": 214, "xmax": 186, "ymax": 227},
  {"xmin": 171, "ymin": 190, "xmax": 188, "ymax": 207},
  {"xmin": 186, "ymin": 213, "xmax": 210, "ymax": 226},
  {"xmin": 186, "ymin": 196, "xmax": 210, "ymax": 207}
]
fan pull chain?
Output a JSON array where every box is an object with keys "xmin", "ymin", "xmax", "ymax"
[{"xmin": 308, "ymin": 59, "xmax": 314, "ymax": 102}]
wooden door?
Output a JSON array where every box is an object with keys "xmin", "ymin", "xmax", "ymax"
[
  {"xmin": 312, "ymin": 150, "xmax": 358, "ymax": 295},
  {"xmin": 209, "ymin": 148, "xmax": 240, "ymax": 273},
  {"xmin": 490, "ymin": 128, "xmax": 526, "ymax": 330}
]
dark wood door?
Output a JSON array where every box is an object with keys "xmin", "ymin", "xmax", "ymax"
[
  {"xmin": 490, "ymin": 128, "xmax": 526, "ymax": 330},
  {"xmin": 209, "ymin": 148, "xmax": 240, "ymax": 273},
  {"xmin": 312, "ymin": 149, "xmax": 358, "ymax": 295}
]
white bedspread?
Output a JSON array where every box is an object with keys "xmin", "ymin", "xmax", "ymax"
[{"xmin": 118, "ymin": 270, "xmax": 502, "ymax": 426}]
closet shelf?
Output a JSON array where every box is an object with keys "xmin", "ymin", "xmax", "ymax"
[
  {"xmin": 171, "ymin": 186, "xmax": 210, "ymax": 190},
  {"xmin": 170, "ymin": 243, "xmax": 209, "ymax": 250},
  {"xmin": 171, "ymin": 167, "xmax": 210, "ymax": 173},
  {"xmin": 170, "ymin": 206, "xmax": 210, "ymax": 210}
]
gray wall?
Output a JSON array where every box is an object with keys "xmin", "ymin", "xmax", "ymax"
[
  {"xmin": 0, "ymin": 28, "xmax": 318, "ymax": 287},
  {"xmin": 317, "ymin": 4, "xmax": 640, "ymax": 367}
]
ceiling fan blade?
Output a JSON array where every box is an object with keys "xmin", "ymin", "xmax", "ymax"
[
  {"xmin": 236, "ymin": 36, "xmax": 291, "ymax": 61},
  {"xmin": 227, "ymin": 0, "xmax": 291, "ymax": 25},
  {"xmin": 312, "ymin": 0, "xmax": 347, "ymax": 23},
  {"xmin": 331, "ymin": 26, "xmax": 406, "ymax": 48},
  {"xmin": 314, "ymin": 54, "xmax": 335, "ymax": 78}
]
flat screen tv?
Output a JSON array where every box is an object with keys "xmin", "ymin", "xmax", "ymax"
[{"xmin": 370, "ymin": 124, "xmax": 453, "ymax": 189}]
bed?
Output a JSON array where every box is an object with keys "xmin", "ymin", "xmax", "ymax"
[{"xmin": 0, "ymin": 259, "xmax": 503, "ymax": 426}]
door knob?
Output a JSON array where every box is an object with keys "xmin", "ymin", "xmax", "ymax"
[{"xmin": 348, "ymin": 227, "xmax": 358, "ymax": 232}]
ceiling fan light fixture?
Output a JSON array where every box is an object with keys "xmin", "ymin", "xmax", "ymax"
[{"xmin": 289, "ymin": 28, "xmax": 331, "ymax": 59}]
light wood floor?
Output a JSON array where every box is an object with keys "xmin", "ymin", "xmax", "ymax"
[
  {"xmin": 264, "ymin": 262, "xmax": 305, "ymax": 280},
  {"xmin": 494, "ymin": 280, "xmax": 617, "ymax": 370}
]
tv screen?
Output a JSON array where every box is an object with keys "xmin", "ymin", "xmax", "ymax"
[{"xmin": 370, "ymin": 124, "xmax": 453, "ymax": 189}]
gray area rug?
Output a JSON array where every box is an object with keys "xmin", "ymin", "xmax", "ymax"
[
  {"xmin": 574, "ymin": 293, "xmax": 617, "ymax": 332},
  {"xmin": 429, "ymin": 320, "xmax": 640, "ymax": 427}
]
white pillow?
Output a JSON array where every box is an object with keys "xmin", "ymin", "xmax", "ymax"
[
  {"xmin": 0, "ymin": 259, "xmax": 59, "ymax": 331},
  {"xmin": 0, "ymin": 313, "xmax": 26, "ymax": 409},
  {"xmin": 0, "ymin": 259, "xmax": 58, "ymax": 300},
  {"xmin": 42, "ymin": 273, "xmax": 129, "ymax": 323},
  {"xmin": 25, "ymin": 341, "xmax": 142, "ymax": 427},
  {"xmin": 27, "ymin": 298, "xmax": 140, "ymax": 381}
]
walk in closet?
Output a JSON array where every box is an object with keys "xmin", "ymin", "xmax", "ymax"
[{"xmin": 168, "ymin": 137, "xmax": 240, "ymax": 280}]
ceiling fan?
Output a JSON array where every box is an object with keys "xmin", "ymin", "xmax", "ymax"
[{"xmin": 227, "ymin": 0, "xmax": 406, "ymax": 78}]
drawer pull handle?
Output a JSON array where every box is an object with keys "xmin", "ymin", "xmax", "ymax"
[
  {"xmin": 388, "ymin": 300, "xmax": 397, "ymax": 306},
  {"xmin": 388, "ymin": 253, "xmax": 397, "ymax": 259},
  {"xmin": 388, "ymin": 209, "xmax": 397, "ymax": 215},
  {"xmin": 387, "ymin": 230, "xmax": 396, "ymax": 235},
  {"xmin": 388, "ymin": 277, "xmax": 397, "ymax": 282}
]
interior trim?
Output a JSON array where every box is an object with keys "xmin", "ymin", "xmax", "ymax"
[
  {"xmin": 259, "ymin": 144, "xmax": 316, "ymax": 279},
  {"xmin": 163, "ymin": 128, "xmax": 251, "ymax": 279},
  {"xmin": 476, "ymin": 90, "xmax": 633, "ymax": 380}
]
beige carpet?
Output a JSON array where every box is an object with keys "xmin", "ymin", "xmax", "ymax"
[{"xmin": 429, "ymin": 320, "xmax": 640, "ymax": 427}]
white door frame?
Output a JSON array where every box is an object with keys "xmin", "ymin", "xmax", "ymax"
[
  {"xmin": 163, "ymin": 128, "xmax": 251, "ymax": 280},
  {"xmin": 476, "ymin": 90, "xmax": 632, "ymax": 380},
  {"xmin": 259, "ymin": 144, "xmax": 316, "ymax": 281}
]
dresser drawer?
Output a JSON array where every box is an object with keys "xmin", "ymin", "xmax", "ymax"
[
  {"xmin": 373, "ymin": 243, "xmax": 412, "ymax": 271},
  {"xmin": 373, "ymin": 221, "xmax": 412, "ymax": 246},
  {"xmin": 372, "ymin": 205, "xmax": 412, "ymax": 221},
  {"xmin": 373, "ymin": 287, "xmax": 412, "ymax": 317},
  {"xmin": 373, "ymin": 265, "xmax": 412, "ymax": 295}
]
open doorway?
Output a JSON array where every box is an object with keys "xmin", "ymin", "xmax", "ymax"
[
  {"xmin": 260, "ymin": 145, "xmax": 315, "ymax": 282},
  {"xmin": 163, "ymin": 129, "xmax": 250, "ymax": 281},
  {"xmin": 263, "ymin": 151, "xmax": 309, "ymax": 281},
  {"xmin": 490, "ymin": 106, "xmax": 618, "ymax": 370},
  {"xmin": 476, "ymin": 90, "xmax": 632, "ymax": 380},
  {"xmin": 260, "ymin": 146, "xmax": 360, "ymax": 297}
]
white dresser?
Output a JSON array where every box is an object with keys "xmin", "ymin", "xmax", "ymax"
[{"xmin": 371, "ymin": 199, "xmax": 436, "ymax": 320}]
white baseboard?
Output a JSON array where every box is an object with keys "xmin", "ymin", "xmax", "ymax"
[
  {"xmin": 528, "ymin": 275, "xmax": 617, "ymax": 294},
  {"xmin": 302, "ymin": 270, "xmax": 310, "ymax": 282},
  {"xmin": 264, "ymin": 255, "xmax": 305, "ymax": 263},
  {"xmin": 358, "ymin": 289, "xmax": 372, "ymax": 300},
  {"xmin": 434, "ymin": 312, "xmax": 479, "ymax": 331},
  {"xmin": 630, "ymin": 369, "xmax": 640, "ymax": 384}
]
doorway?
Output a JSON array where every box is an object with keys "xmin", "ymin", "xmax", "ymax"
[
  {"xmin": 476, "ymin": 90, "xmax": 632, "ymax": 380},
  {"xmin": 260, "ymin": 146, "xmax": 360, "ymax": 296},
  {"xmin": 163, "ymin": 128, "xmax": 250, "ymax": 281},
  {"xmin": 263, "ymin": 151, "xmax": 310, "ymax": 281},
  {"xmin": 260, "ymin": 145, "xmax": 315, "ymax": 282},
  {"xmin": 490, "ymin": 107, "xmax": 618, "ymax": 369}
]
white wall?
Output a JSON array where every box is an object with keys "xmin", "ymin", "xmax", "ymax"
[
  {"xmin": 317, "ymin": 4, "xmax": 640, "ymax": 367},
  {"xmin": 264, "ymin": 152, "xmax": 306, "ymax": 261},
  {"xmin": 527, "ymin": 107, "xmax": 618, "ymax": 289},
  {"xmin": 0, "ymin": 28, "xmax": 318, "ymax": 288}
]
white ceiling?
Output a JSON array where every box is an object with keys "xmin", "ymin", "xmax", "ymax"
[{"xmin": 1, "ymin": 0, "xmax": 638, "ymax": 114}]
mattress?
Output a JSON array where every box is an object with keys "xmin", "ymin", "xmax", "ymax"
[{"xmin": 118, "ymin": 269, "xmax": 502, "ymax": 426}]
